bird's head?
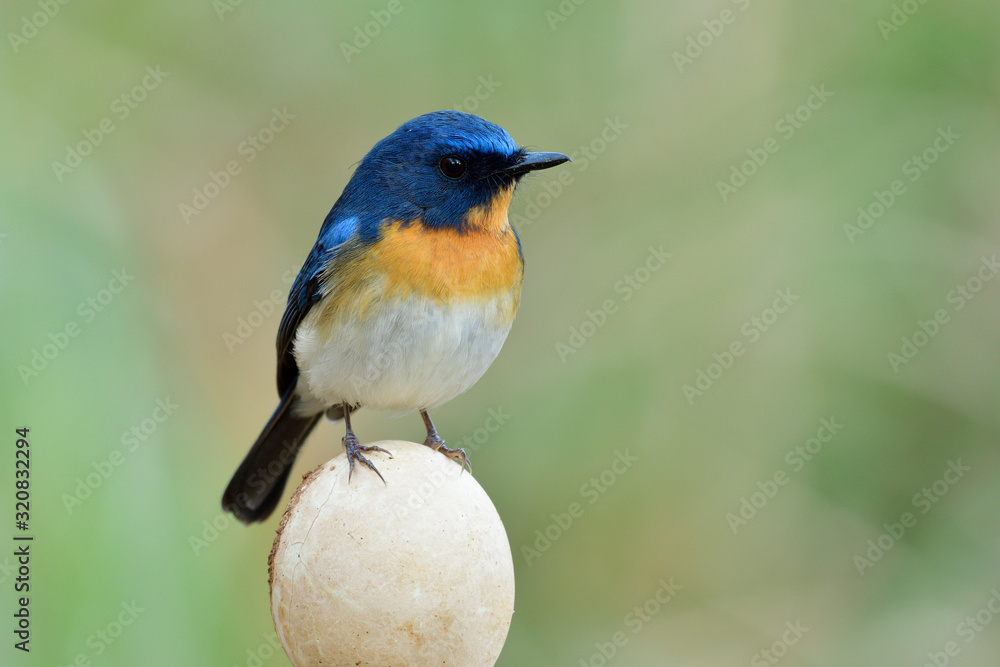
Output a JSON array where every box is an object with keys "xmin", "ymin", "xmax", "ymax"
[{"xmin": 342, "ymin": 111, "xmax": 569, "ymax": 234}]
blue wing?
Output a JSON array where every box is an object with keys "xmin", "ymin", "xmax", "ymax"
[{"xmin": 275, "ymin": 213, "xmax": 360, "ymax": 397}]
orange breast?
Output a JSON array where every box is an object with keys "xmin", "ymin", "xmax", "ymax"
[
  {"xmin": 374, "ymin": 221, "xmax": 522, "ymax": 301},
  {"xmin": 373, "ymin": 185, "xmax": 523, "ymax": 302},
  {"xmin": 311, "ymin": 187, "xmax": 523, "ymax": 329}
]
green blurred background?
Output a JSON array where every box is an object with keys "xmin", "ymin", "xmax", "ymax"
[{"xmin": 2, "ymin": 1, "xmax": 1000, "ymax": 665}]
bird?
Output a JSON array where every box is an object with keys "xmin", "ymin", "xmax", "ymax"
[{"xmin": 222, "ymin": 110, "xmax": 569, "ymax": 523}]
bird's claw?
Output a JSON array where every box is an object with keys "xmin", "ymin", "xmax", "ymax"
[
  {"xmin": 343, "ymin": 434, "xmax": 391, "ymax": 484},
  {"xmin": 423, "ymin": 435, "xmax": 472, "ymax": 474}
]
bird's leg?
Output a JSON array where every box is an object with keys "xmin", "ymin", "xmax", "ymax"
[
  {"xmin": 420, "ymin": 409, "xmax": 471, "ymax": 473},
  {"xmin": 342, "ymin": 401, "xmax": 391, "ymax": 483}
]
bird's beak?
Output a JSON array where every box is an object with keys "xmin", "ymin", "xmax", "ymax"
[{"xmin": 503, "ymin": 151, "xmax": 571, "ymax": 177}]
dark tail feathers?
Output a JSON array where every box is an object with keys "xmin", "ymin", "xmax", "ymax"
[{"xmin": 222, "ymin": 388, "xmax": 321, "ymax": 523}]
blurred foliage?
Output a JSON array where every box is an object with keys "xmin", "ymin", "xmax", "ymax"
[{"xmin": 2, "ymin": 0, "xmax": 1000, "ymax": 665}]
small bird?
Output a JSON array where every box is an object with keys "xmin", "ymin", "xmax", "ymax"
[{"xmin": 222, "ymin": 111, "xmax": 569, "ymax": 523}]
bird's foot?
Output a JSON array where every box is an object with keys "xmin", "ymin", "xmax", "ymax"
[
  {"xmin": 343, "ymin": 434, "xmax": 391, "ymax": 483},
  {"xmin": 422, "ymin": 434, "xmax": 472, "ymax": 474}
]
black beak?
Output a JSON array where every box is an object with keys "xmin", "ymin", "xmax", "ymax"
[{"xmin": 503, "ymin": 151, "xmax": 571, "ymax": 177}]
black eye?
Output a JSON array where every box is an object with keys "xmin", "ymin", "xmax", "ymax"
[{"xmin": 438, "ymin": 155, "xmax": 467, "ymax": 179}]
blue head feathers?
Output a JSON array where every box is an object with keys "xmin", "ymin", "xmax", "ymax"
[{"xmin": 324, "ymin": 111, "xmax": 568, "ymax": 235}]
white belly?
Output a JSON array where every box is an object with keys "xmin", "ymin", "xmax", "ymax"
[{"xmin": 293, "ymin": 294, "xmax": 515, "ymax": 413}]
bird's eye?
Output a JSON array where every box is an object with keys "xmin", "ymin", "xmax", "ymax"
[{"xmin": 438, "ymin": 155, "xmax": 467, "ymax": 179}]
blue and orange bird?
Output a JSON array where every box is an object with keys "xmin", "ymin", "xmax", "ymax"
[{"xmin": 223, "ymin": 111, "xmax": 569, "ymax": 523}]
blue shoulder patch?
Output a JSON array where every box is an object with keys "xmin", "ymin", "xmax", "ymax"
[{"xmin": 275, "ymin": 213, "xmax": 363, "ymax": 395}]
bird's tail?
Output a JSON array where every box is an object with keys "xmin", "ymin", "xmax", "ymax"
[{"xmin": 222, "ymin": 387, "xmax": 322, "ymax": 523}]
